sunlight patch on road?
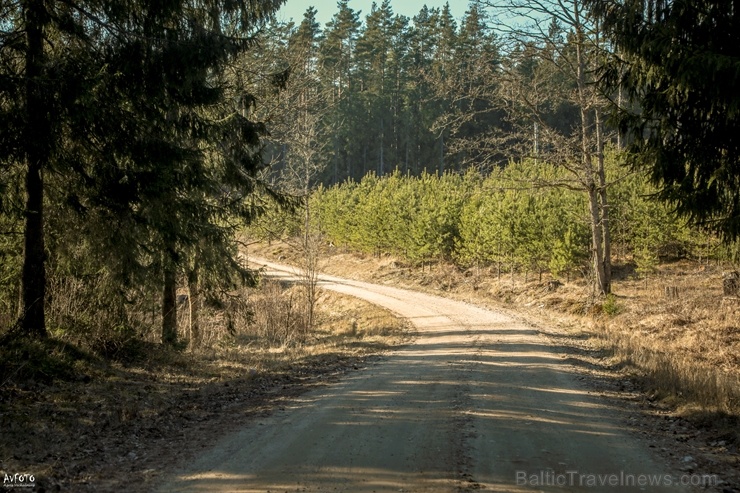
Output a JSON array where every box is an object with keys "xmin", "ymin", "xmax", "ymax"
[
  {"xmin": 170, "ymin": 468, "xmax": 458, "ymax": 493},
  {"xmin": 347, "ymin": 390, "xmax": 403, "ymax": 397}
]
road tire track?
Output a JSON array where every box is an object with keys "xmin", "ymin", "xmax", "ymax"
[{"xmin": 157, "ymin": 261, "xmax": 695, "ymax": 493}]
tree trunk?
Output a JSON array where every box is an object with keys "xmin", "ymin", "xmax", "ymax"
[
  {"xmin": 439, "ymin": 133, "xmax": 445, "ymax": 174},
  {"xmin": 595, "ymin": 108, "xmax": 612, "ymax": 293},
  {"xmin": 20, "ymin": 0, "xmax": 50, "ymax": 337},
  {"xmin": 588, "ymin": 184, "xmax": 609, "ymax": 295},
  {"xmin": 162, "ymin": 266, "xmax": 177, "ymax": 345},
  {"xmin": 21, "ymin": 153, "xmax": 46, "ymax": 337},
  {"xmin": 333, "ymin": 154, "xmax": 338, "ymax": 185},
  {"xmin": 574, "ymin": 0, "xmax": 609, "ymax": 295},
  {"xmin": 405, "ymin": 135, "xmax": 409, "ymax": 175},
  {"xmin": 302, "ymin": 194, "xmax": 318, "ymax": 332},
  {"xmin": 188, "ymin": 267, "xmax": 200, "ymax": 349},
  {"xmin": 616, "ymin": 82, "xmax": 623, "ymax": 149},
  {"xmin": 379, "ymin": 117, "xmax": 385, "ymax": 176},
  {"xmin": 363, "ymin": 143, "xmax": 367, "ymax": 176}
]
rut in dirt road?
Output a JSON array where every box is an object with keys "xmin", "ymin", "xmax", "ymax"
[{"xmin": 158, "ymin": 262, "xmax": 694, "ymax": 492}]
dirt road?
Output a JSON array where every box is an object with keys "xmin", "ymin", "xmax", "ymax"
[{"xmin": 158, "ymin": 262, "xmax": 697, "ymax": 492}]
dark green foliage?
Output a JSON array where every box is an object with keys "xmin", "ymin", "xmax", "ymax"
[
  {"xmin": 0, "ymin": 0, "xmax": 284, "ymax": 339},
  {"xmin": 249, "ymin": 2, "xmax": 508, "ymax": 183},
  {"xmin": 588, "ymin": 0, "xmax": 740, "ymax": 240}
]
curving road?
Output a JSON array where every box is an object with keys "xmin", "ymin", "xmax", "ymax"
[{"xmin": 158, "ymin": 261, "xmax": 693, "ymax": 492}]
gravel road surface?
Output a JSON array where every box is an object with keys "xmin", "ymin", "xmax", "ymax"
[{"xmin": 158, "ymin": 261, "xmax": 694, "ymax": 492}]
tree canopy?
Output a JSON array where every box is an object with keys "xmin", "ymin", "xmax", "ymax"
[
  {"xmin": 587, "ymin": 0, "xmax": 740, "ymax": 240},
  {"xmin": 0, "ymin": 0, "xmax": 284, "ymax": 337}
]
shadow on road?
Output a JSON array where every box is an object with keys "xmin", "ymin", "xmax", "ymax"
[{"xmin": 158, "ymin": 270, "xmax": 690, "ymax": 493}]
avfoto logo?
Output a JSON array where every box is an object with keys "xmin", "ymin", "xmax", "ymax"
[{"xmin": 3, "ymin": 473, "xmax": 35, "ymax": 489}]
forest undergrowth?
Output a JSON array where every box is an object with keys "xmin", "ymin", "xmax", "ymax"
[{"xmin": 0, "ymin": 279, "xmax": 409, "ymax": 492}]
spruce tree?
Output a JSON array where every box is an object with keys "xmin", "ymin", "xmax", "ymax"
[
  {"xmin": 406, "ymin": 7, "xmax": 445, "ymax": 174},
  {"xmin": 318, "ymin": 0, "xmax": 362, "ymax": 180},
  {"xmin": 356, "ymin": 1, "xmax": 395, "ymax": 175},
  {"xmin": 586, "ymin": 0, "xmax": 740, "ymax": 240},
  {"xmin": 1, "ymin": 0, "xmax": 284, "ymax": 338}
]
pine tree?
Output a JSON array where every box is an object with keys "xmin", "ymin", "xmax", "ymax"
[
  {"xmin": 356, "ymin": 1, "xmax": 396, "ymax": 176},
  {"xmin": 442, "ymin": 4, "xmax": 504, "ymax": 168},
  {"xmin": 429, "ymin": 3, "xmax": 458, "ymax": 173},
  {"xmin": 405, "ymin": 7, "xmax": 444, "ymax": 174},
  {"xmin": 319, "ymin": 0, "xmax": 362, "ymax": 180}
]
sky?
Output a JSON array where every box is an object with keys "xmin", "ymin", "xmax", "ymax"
[{"xmin": 276, "ymin": 0, "xmax": 470, "ymax": 27}]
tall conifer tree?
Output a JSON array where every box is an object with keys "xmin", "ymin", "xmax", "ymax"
[
  {"xmin": 586, "ymin": 0, "xmax": 740, "ymax": 240},
  {"xmin": 0, "ymin": 0, "xmax": 284, "ymax": 338}
]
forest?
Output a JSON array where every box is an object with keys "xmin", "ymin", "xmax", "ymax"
[
  {"xmin": 251, "ymin": 0, "xmax": 740, "ymax": 290},
  {"xmin": 3, "ymin": 2, "xmax": 740, "ymax": 488},
  {"xmin": 2, "ymin": 0, "xmax": 739, "ymax": 354}
]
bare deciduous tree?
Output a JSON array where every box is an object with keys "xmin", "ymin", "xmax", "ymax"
[{"xmin": 466, "ymin": 0, "xmax": 617, "ymax": 294}]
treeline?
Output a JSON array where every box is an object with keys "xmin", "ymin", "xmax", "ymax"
[
  {"xmin": 247, "ymin": 0, "xmax": 620, "ymax": 294},
  {"xmin": 311, "ymin": 156, "xmax": 734, "ymax": 280},
  {"xmin": 246, "ymin": 1, "xmax": 549, "ymax": 187}
]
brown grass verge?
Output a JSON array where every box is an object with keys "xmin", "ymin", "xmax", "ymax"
[
  {"xmin": 249, "ymin": 241, "xmax": 740, "ymax": 435},
  {"xmin": 0, "ymin": 282, "xmax": 409, "ymax": 492}
]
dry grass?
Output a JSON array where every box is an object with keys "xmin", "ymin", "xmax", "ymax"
[
  {"xmin": 251, "ymin": 241, "xmax": 740, "ymax": 424},
  {"xmin": 596, "ymin": 263, "xmax": 740, "ymax": 416},
  {"xmin": 0, "ymin": 276, "xmax": 408, "ymax": 492}
]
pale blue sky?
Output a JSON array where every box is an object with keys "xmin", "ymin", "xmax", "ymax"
[{"xmin": 276, "ymin": 0, "xmax": 470, "ymax": 27}]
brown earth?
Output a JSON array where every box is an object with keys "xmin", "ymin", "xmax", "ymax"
[
  {"xmin": 150, "ymin": 256, "xmax": 721, "ymax": 492},
  {"xmin": 242, "ymin": 242, "xmax": 740, "ymax": 493},
  {"xmin": 2, "ymin": 240, "xmax": 737, "ymax": 492},
  {"xmin": 0, "ymin": 289, "xmax": 408, "ymax": 492}
]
